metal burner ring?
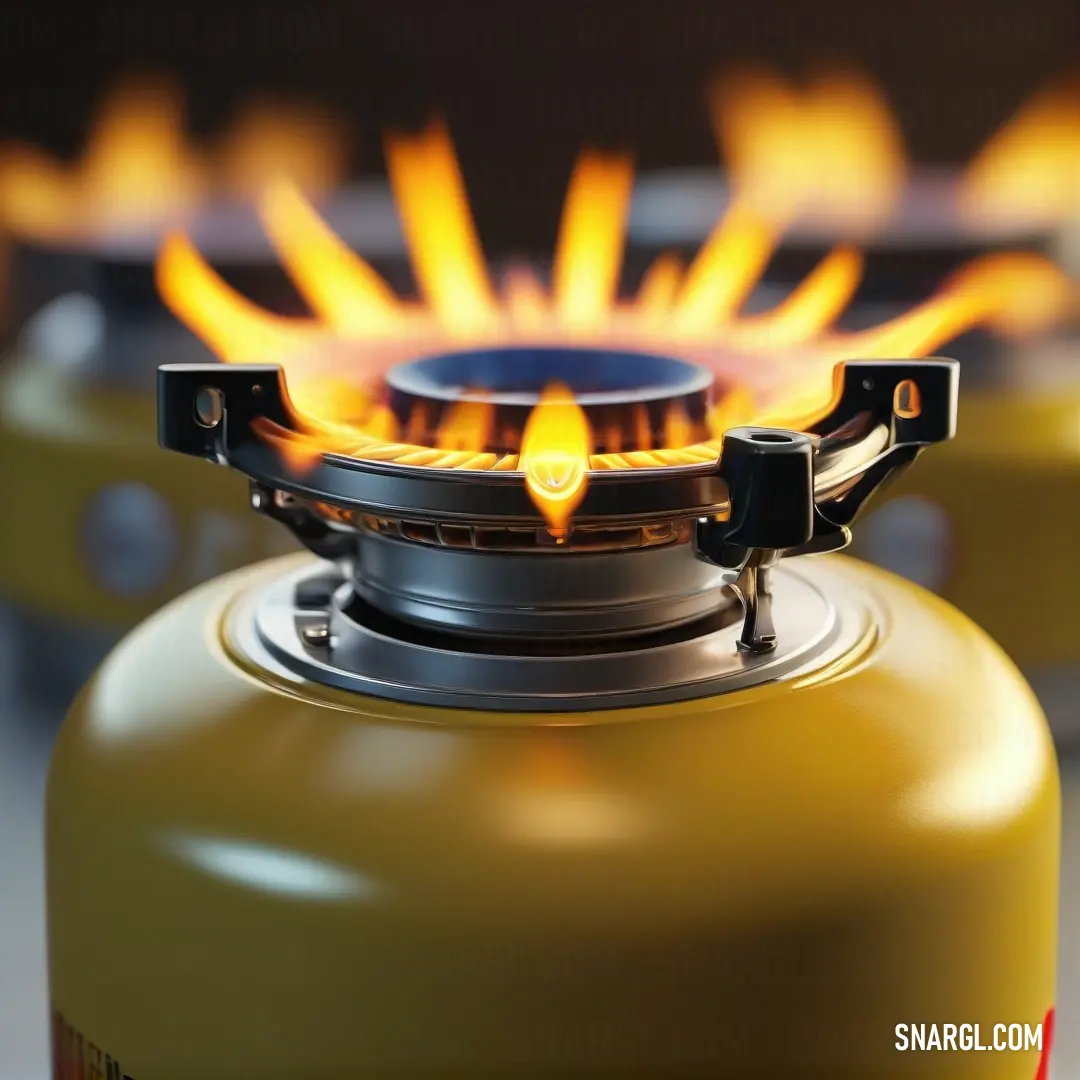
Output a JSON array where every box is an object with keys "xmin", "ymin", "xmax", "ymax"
[{"xmin": 226, "ymin": 557, "xmax": 857, "ymax": 714}]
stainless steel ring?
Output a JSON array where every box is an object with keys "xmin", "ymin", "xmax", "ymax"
[{"xmin": 227, "ymin": 558, "xmax": 859, "ymax": 714}]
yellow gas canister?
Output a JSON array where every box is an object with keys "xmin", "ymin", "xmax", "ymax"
[{"xmin": 45, "ymin": 353, "xmax": 1059, "ymax": 1079}]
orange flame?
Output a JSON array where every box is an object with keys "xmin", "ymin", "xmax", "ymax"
[
  {"xmin": 384, "ymin": 121, "xmax": 498, "ymax": 337},
  {"xmin": 503, "ymin": 266, "xmax": 551, "ymax": 331},
  {"xmin": 155, "ymin": 231, "xmax": 319, "ymax": 365},
  {"xmin": 553, "ymin": 152, "xmax": 635, "ymax": 333},
  {"xmin": 0, "ymin": 78, "xmax": 205, "ymax": 241},
  {"xmin": 712, "ymin": 65, "xmax": 1080, "ymax": 233},
  {"xmin": 436, "ymin": 395, "xmax": 495, "ymax": 451},
  {"xmin": 0, "ymin": 76, "xmax": 348, "ymax": 241},
  {"xmin": 158, "ymin": 120, "xmax": 1075, "ymax": 534},
  {"xmin": 215, "ymin": 101, "xmax": 348, "ymax": 201},
  {"xmin": 520, "ymin": 383, "xmax": 593, "ymax": 538},
  {"xmin": 731, "ymin": 246, "xmax": 865, "ymax": 350},
  {"xmin": 635, "ymin": 253, "xmax": 684, "ymax": 321},
  {"xmin": 259, "ymin": 179, "xmax": 402, "ymax": 335},
  {"xmin": 960, "ymin": 77, "xmax": 1080, "ymax": 231},
  {"xmin": 710, "ymin": 67, "xmax": 907, "ymax": 229},
  {"xmin": 672, "ymin": 200, "xmax": 780, "ymax": 333},
  {"xmin": 840, "ymin": 253, "xmax": 1079, "ymax": 356}
]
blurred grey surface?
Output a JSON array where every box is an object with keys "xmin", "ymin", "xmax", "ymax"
[
  {"xmin": 0, "ymin": 689, "xmax": 56, "ymax": 1080},
  {"xmin": 0, "ymin": 641, "xmax": 1077, "ymax": 1079}
]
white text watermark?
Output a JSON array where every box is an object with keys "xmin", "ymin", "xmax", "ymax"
[{"xmin": 896, "ymin": 1023, "xmax": 1043, "ymax": 1053}]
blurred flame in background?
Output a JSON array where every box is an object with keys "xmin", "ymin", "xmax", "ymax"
[
  {"xmin": 157, "ymin": 108, "xmax": 1076, "ymax": 531},
  {"xmin": 0, "ymin": 75, "xmax": 349, "ymax": 241},
  {"xmin": 960, "ymin": 76, "xmax": 1080, "ymax": 231},
  {"xmin": 710, "ymin": 65, "xmax": 1080, "ymax": 236},
  {"xmin": 709, "ymin": 67, "xmax": 908, "ymax": 231},
  {"xmin": 1, "ymin": 64, "xmax": 1073, "ymax": 244}
]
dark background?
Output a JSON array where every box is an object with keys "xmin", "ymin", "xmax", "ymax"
[{"xmin": 0, "ymin": 0, "xmax": 1077, "ymax": 251}]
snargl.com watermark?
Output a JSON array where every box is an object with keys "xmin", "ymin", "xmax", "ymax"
[{"xmin": 895, "ymin": 1023, "xmax": 1044, "ymax": 1053}]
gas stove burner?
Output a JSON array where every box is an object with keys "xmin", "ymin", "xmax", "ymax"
[
  {"xmin": 160, "ymin": 354, "xmax": 959, "ymax": 660},
  {"xmin": 385, "ymin": 347, "xmax": 715, "ymax": 454},
  {"xmin": 43, "ymin": 73, "xmax": 1060, "ymax": 1073}
]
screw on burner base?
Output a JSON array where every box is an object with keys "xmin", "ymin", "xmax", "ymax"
[{"xmin": 300, "ymin": 623, "xmax": 331, "ymax": 648}]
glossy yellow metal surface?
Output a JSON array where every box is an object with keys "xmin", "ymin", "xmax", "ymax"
[
  {"xmin": 46, "ymin": 553, "xmax": 1058, "ymax": 1078},
  {"xmin": 0, "ymin": 352, "xmax": 293, "ymax": 629},
  {"xmin": 852, "ymin": 380, "xmax": 1080, "ymax": 670}
]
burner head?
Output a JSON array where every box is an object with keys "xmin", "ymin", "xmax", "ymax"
[
  {"xmin": 159, "ymin": 353, "xmax": 959, "ymax": 654},
  {"xmin": 160, "ymin": 354, "xmax": 957, "ymax": 527},
  {"xmin": 385, "ymin": 347, "xmax": 715, "ymax": 454}
]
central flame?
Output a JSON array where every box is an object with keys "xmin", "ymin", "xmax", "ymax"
[
  {"xmin": 520, "ymin": 383, "xmax": 593, "ymax": 539},
  {"xmin": 157, "ymin": 114, "xmax": 1075, "ymax": 534}
]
